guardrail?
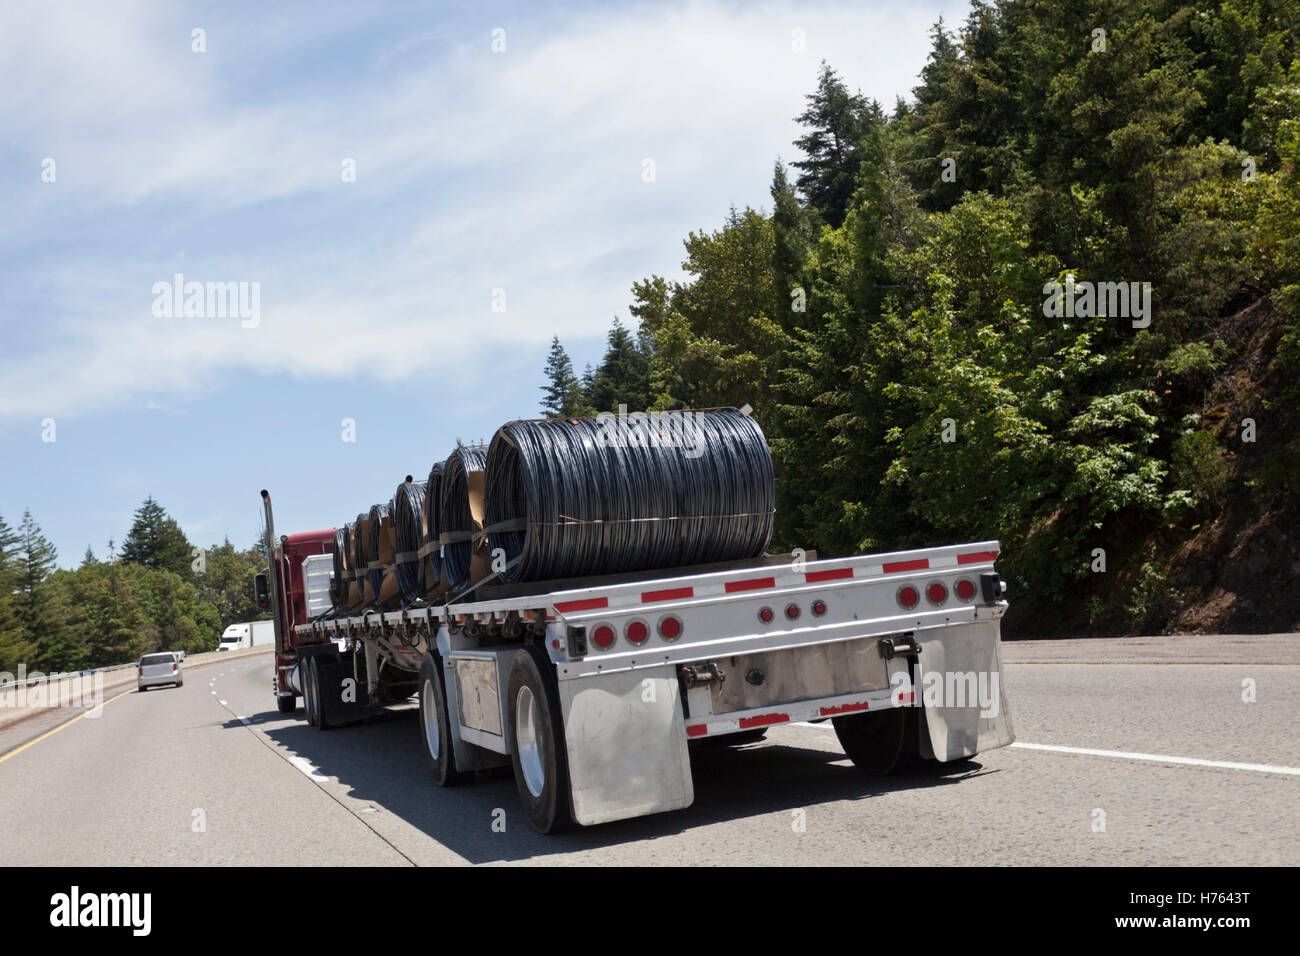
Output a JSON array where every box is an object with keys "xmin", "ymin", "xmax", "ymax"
[
  {"xmin": 0, "ymin": 646, "xmax": 270, "ymax": 694},
  {"xmin": 0, "ymin": 661, "xmax": 141, "ymax": 694}
]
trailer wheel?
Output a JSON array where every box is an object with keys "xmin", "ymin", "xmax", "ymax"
[
  {"xmin": 276, "ymin": 694, "xmax": 296, "ymax": 715},
  {"xmin": 506, "ymin": 645, "xmax": 572, "ymax": 834},
  {"xmin": 305, "ymin": 657, "xmax": 332, "ymax": 730},
  {"xmin": 418, "ymin": 653, "xmax": 464, "ymax": 787},
  {"xmin": 833, "ymin": 706, "xmax": 919, "ymax": 775}
]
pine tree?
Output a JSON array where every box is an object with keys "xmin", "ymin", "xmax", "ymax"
[
  {"xmin": 588, "ymin": 319, "xmax": 652, "ymax": 413},
  {"xmin": 81, "ymin": 545, "xmax": 98, "ymax": 567},
  {"xmin": 792, "ymin": 62, "xmax": 873, "ymax": 228},
  {"xmin": 539, "ymin": 336, "xmax": 583, "ymax": 418},
  {"xmin": 15, "ymin": 510, "xmax": 70, "ymax": 670},
  {"xmin": 121, "ymin": 497, "xmax": 193, "ymax": 577},
  {"xmin": 0, "ymin": 514, "xmax": 33, "ymax": 673}
]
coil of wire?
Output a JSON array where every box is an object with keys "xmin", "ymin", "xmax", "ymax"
[
  {"xmin": 352, "ymin": 511, "xmax": 370, "ymax": 602},
  {"xmin": 439, "ymin": 444, "xmax": 488, "ymax": 588},
  {"xmin": 367, "ymin": 500, "xmax": 393, "ymax": 603},
  {"xmin": 331, "ymin": 527, "xmax": 347, "ymax": 610},
  {"xmin": 484, "ymin": 407, "xmax": 773, "ymax": 583},
  {"xmin": 421, "ymin": 462, "xmax": 445, "ymax": 593},
  {"xmin": 392, "ymin": 477, "xmax": 427, "ymax": 603}
]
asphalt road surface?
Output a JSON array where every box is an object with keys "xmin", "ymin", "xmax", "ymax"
[{"xmin": 1, "ymin": 635, "xmax": 1296, "ymax": 866}]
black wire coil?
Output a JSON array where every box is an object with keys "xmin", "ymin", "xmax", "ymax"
[
  {"xmin": 352, "ymin": 511, "xmax": 370, "ymax": 601},
  {"xmin": 367, "ymin": 500, "xmax": 393, "ymax": 601},
  {"xmin": 421, "ymin": 462, "xmax": 445, "ymax": 592},
  {"xmin": 331, "ymin": 527, "xmax": 347, "ymax": 609},
  {"xmin": 392, "ymin": 479, "xmax": 427, "ymax": 603},
  {"xmin": 484, "ymin": 407, "xmax": 774, "ymax": 583},
  {"xmin": 439, "ymin": 445, "xmax": 488, "ymax": 588}
]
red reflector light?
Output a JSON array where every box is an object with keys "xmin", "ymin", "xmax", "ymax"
[
  {"xmin": 626, "ymin": 620, "xmax": 649, "ymax": 645},
  {"xmin": 785, "ymin": 603, "xmax": 800, "ymax": 620},
  {"xmin": 658, "ymin": 615, "xmax": 682, "ymax": 640},
  {"xmin": 811, "ymin": 599, "xmax": 827, "ymax": 616},
  {"xmin": 954, "ymin": 578, "xmax": 976, "ymax": 601},
  {"xmin": 758, "ymin": 606, "xmax": 774, "ymax": 624},
  {"xmin": 592, "ymin": 624, "xmax": 616, "ymax": 649},
  {"xmin": 897, "ymin": 585, "xmax": 920, "ymax": 610},
  {"xmin": 926, "ymin": 581, "xmax": 948, "ymax": 605}
]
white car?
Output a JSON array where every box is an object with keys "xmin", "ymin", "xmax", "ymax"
[{"xmin": 138, "ymin": 652, "xmax": 183, "ymax": 691}]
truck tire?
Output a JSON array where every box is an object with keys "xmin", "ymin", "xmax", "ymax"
[
  {"xmin": 276, "ymin": 694, "xmax": 296, "ymax": 715},
  {"xmin": 418, "ymin": 653, "xmax": 464, "ymax": 787},
  {"xmin": 506, "ymin": 644, "xmax": 572, "ymax": 834},
  {"xmin": 304, "ymin": 657, "xmax": 328, "ymax": 729},
  {"xmin": 310, "ymin": 656, "xmax": 335, "ymax": 730},
  {"xmin": 833, "ymin": 706, "xmax": 919, "ymax": 775}
]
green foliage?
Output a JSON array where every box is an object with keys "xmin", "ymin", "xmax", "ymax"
[
  {"xmin": 1169, "ymin": 430, "xmax": 1232, "ymax": 510},
  {"xmin": 529, "ymin": 1, "xmax": 1297, "ymax": 634},
  {"xmin": 539, "ymin": 336, "xmax": 585, "ymax": 418},
  {"xmin": 0, "ymin": 503, "xmax": 266, "ymax": 671},
  {"xmin": 121, "ymin": 497, "xmax": 193, "ymax": 578}
]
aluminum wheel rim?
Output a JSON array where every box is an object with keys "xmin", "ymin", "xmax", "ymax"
[
  {"xmin": 515, "ymin": 685, "xmax": 545, "ymax": 798},
  {"xmin": 422, "ymin": 678, "xmax": 441, "ymax": 760}
]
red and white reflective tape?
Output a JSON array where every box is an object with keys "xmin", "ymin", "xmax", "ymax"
[
  {"xmin": 684, "ymin": 689, "xmax": 906, "ymax": 738},
  {"xmin": 551, "ymin": 550, "xmax": 998, "ymax": 617}
]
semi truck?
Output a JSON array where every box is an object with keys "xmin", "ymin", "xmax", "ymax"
[
  {"xmin": 257, "ymin": 494, "xmax": 1015, "ymax": 834},
  {"xmin": 216, "ymin": 619, "xmax": 274, "ymax": 652}
]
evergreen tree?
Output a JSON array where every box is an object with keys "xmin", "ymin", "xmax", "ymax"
[
  {"xmin": 15, "ymin": 510, "xmax": 71, "ymax": 670},
  {"xmin": 539, "ymin": 336, "xmax": 583, "ymax": 418},
  {"xmin": 792, "ymin": 62, "xmax": 874, "ymax": 227},
  {"xmin": 121, "ymin": 497, "xmax": 193, "ymax": 577},
  {"xmin": 588, "ymin": 319, "xmax": 651, "ymax": 412},
  {"xmin": 0, "ymin": 514, "xmax": 32, "ymax": 673},
  {"xmin": 81, "ymin": 545, "xmax": 98, "ymax": 567}
]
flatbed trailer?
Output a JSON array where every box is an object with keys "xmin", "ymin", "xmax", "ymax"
[{"xmin": 261, "ymin": 489, "xmax": 1014, "ymax": 832}]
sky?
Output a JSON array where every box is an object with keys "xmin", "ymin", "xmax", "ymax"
[{"xmin": 0, "ymin": 0, "xmax": 971, "ymax": 566}]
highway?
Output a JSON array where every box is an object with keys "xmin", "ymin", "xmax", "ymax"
[{"xmin": 1, "ymin": 634, "xmax": 1296, "ymax": 866}]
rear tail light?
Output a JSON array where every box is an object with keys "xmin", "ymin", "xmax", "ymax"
[
  {"xmin": 897, "ymin": 585, "xmax": 920, "ymax": 610},
  {"xmin": 592, "ymin": 624, "xmax": 616, "ymax": 650},
  {"xmin": 811, "ymin": 599, "xmax": 827, "ymax": 616},
  {"xmin": 926, "ymin": 581, "xmax": 948, "ymax": 606},
  {"xmin": 138, "ymin": 666, "xmax": 143, "ymax": 677},
  {"xmin": 785, "ymin": 603, "xmax": 800, "ymax": 620},
  {"xmin": 757, "ymin": 606, "xmax": 774, "ymax": 624},
  {"xmin": 625, "ymin": 619, "xmax": 649, "ymax": 645},
  {"xmin": 658, "ymin": 615, "xmax": 682, "ymax": 640},
  {"xmin": 172, "ymin": 662, "xmax": 178, "ymax": 672},
  {"xmin": 954, "ymin": 577, "xmax": 976, "ymax": 602}
]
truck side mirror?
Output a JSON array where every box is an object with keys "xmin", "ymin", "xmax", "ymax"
[{"xmin": 255, "ymin": 571, "xmax": 270, "ymax": 610}]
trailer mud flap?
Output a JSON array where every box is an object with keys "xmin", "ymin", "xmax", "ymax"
[
  {"xmin": 915, "ymin": 620, "xmax": 1015, "ymax": 761},
  {"xmin": 559, "ymin": 665, "xmax": 693, "ymax": 826}
]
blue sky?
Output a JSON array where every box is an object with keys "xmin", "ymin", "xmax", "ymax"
[{"xmin": 0, "ymin": 0, "xmax": 969, "ymax": 565}]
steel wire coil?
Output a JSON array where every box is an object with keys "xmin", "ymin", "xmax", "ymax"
[
  {"xmin": 352, "ymin": 511, "xmax": 370, "ymax": 601},
  {"xmin": 331, "ymin": 527, "xmax": 347, "ymax": 609},
  {"xmin": 484, "ymin": 407, "xmax": 773, "ymax": 583},
  {"xmin": 439, "ymin": 445, "xmax": 488, "ymax": 588},
  {"xmin": 367, "ymin": 500, "xmax": 394, "ymax": 602},
  {"xmin": 392, "ymin": 478, "xmax": 427, "ymax": 603},
  {"xmin": 421, "ymin": 462, "xmax": 445, "ymax": 592}
]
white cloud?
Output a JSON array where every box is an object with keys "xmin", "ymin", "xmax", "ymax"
[{"xmin": 0, "ymin": 0, "xmax": 968, "ymax": 421}]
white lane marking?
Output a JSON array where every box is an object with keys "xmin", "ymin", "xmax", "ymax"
[
  {"xmin": 788, "ymin": 722, "xmax": 1300, "ymax": 777},
  {"xmin": 289, "ymin": 755, "xmax": 328, "ymax": 782},
  {"xmin": 219, "ymin": 699, "xmax": 228, "ymax": 706},
  {"xmin": 1010, "ymin": 742, "xmax": 1300, "ymax": 777},
  {"xmin": 210, "ymin": 690, "xmax": 216, "ymax": 695}
]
